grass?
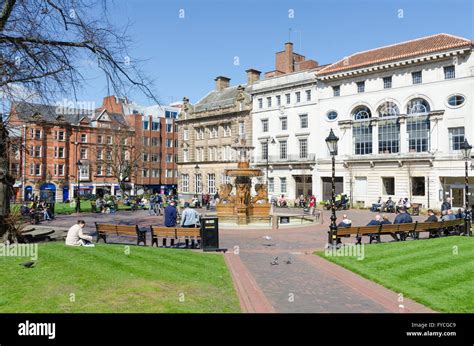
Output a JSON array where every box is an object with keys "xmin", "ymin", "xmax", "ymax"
[
  {"xmin": 12, "ymin": 201, "xmax": 134, "ymax": 215},
  {"xmin": 316, "ymin": 236, "xmax": 474, "ymax": 312},
  {"xmin": 0, "ymin": 242, "xmax": 240, "ymax": 313}
]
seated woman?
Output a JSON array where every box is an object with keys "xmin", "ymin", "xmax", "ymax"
[{"xmin": 65, "ymin": 220, "xmax": 94, "ymax": 247}]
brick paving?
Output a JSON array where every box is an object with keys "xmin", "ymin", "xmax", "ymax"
[{"xmin": 46, "ymin": 207, "xmax": 434, "ymax": 313}]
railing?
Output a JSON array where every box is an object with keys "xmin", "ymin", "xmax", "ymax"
[{"xmin": 251, "ymin": 154, "xmax": 316, "ymax": 164}]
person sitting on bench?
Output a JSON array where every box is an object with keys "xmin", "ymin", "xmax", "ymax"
[
  {"xmin": 66, "ymin": 220, "xmax": 94, "ymax": 247},
  {"xmin": 371, "ymin": 197, "xmax": 382, "ymax": 212},
  {"xmin": 393, "ymin": 207, "xmax": 413, "ymax": 241},
  {"xmin": 181, "ymin": 202, "xmax": 200, "ymax": 228}
]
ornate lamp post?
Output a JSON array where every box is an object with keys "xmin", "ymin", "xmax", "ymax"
[
  {"xmin": 76, "ymin": 160, "xmax": 82, "ymax": 213},
  {"xmin": 460, "ymin": 139, "xmax": 472, "ymax": 236},
  {"xmin": 325, "ymin": 129, "xmax": 339, "ymax": 247},
  {"xmin": 265, "ymin": 137, "xmax": 276, "ymax": 194}
]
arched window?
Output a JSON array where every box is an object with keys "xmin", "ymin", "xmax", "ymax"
[
  {"xmin": 407, "ymin": 98, "xmax": 430, "ymax": 115},
  {"xmin": 352, "ymin": 106, "xmax": 372, "ymax": 120},
  {"xmin": 351, "ymin": 106, "xmax": 373, "ymax": 155},
  {"xmin": 377, "ymin": 102, "xmax": 399, "ymax": 117}
]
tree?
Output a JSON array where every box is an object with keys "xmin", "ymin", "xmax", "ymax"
[{"xmin": 0, "ymin": 0, "xmax": 157, "ymax": 241}]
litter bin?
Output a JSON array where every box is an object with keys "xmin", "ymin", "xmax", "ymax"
[{"xmin": 200, "ymin": 217, "xmax": 219, "ymax": 251}]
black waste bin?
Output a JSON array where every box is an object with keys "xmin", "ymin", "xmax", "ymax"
[{"xmin": 200, "ymin": 217, "xmax": 219, "ymax": 251}]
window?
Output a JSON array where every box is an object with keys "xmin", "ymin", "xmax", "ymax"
[
  {"xmin": 382, "ymin": 177, "xmax": 395, "ymax": 195},
  {"xmin": 299, "ymin": 138, "xmax": 308, "ymax": 159},
  {"xmin": 326, "ymin": 111, "xmax": 338, "ymax": 121},
  {"xmin": 353, "ymin": 123, "xmax": 373, "ymax": 155},
  {"xmin": 224, "ymin": 124, "xmax": 231, "ymax": 137},
  {"xmin": 383, "ymin": 76, "xmax": 392, "ymax": 89},
  {"xmin": 182, "ymin": 174, "xmax": 189, "ymax": 193},
  {"xmin": 166, "ymin": 123, "xmax": 173, "ymax": 132},
  {"xmin": 151, "ymin": 154, "xmax": 160, "ymax": 162},
  {"xmin": 407, "ymin": 116, "xmax": 430, "ymax": 152},
  {"xmin": 142, "ymin": 153, "xmax": 149, "ymax": 162},
  {"xmin": 449, "ymin": 127, "xmax": 465, "ymax": 150},
  {"xmin": 378, "ymin": 119, "xmax": 400, "ymax": 154},
  {"xmin": 377, "ymin": 102, "xmax": 399, "ymax": 117},
  {"xmin": 152, "ymin": 169, "xmax": 160, "ymax": 178},
  {"xmin": 357, "ymin": 81, "xmax": 365, "ymax": 93},
  {"xmin": 333, "ymin": 85, "xmax": 340, "ymax": 97},
  {"xmin": 34, "ymin": 146, "xmax": 42, "ymax": 157},
  {"xmin": 195, "ymin": 174, "xmax": 202, "ymax": 193},
  {"xmin": 96, "ymin": 164, "xmax": 103, "ymax": 176},
  {"xmin": 56, "ymin": 131, "xmax": 65, "ymax": 141},
  {"xmin": 279, "ymin": 140, "xmax": 287, "ymax": 159},
  {"xmin": 306, "ymin": 90, "xmax": 311, "ymax": 101},
  {"xmin": 58, "ymin": 164, "xmax": 64, "ymax": 176},
  {"xmin": 143, "ymin": 121, "xmax": 149, "ymax": 130},
  {"xmin": 165, "ymin": 110, "xmax": 178, "ymax": 118},
  {"xmin": 79, "ymin": 164, "xmax": 89, "ymax": 179},
  {"xmin": 280, "ymin": 117, "xmax": 287, "ymax": 131},
  {"xmin": 106, "ymin": 165, "xmax": 112, "ymax": 176},
  {"xmin": 166, "ymin": 169, "xmax": 173, "ymax": 178},
  {"xmin": 152, "ymin": 121, "xmax": 160, "ymax": 131},
  {"xmin": 97, "ymin": 135, "xmax": 103, "ymax": 144},
  {"xmin": 261, "ymin": 142, "xmax": 268, "ymax": 160},
  {"xmin": 34, "ymin": 129, "xmax": 42, "ymax": 140},
  {"xmin": 80, "ymin": 148, "xmax": 87, "ymax": 159},
  {"xmin": 208, "ymin": 174, "xmax": 216, "ymax": 194},
  {"xmin": 261, "ymin": 119, "xmax": 269, "ymax": 132},
  {"xmin": 276, "ymin": 95, "xmax": 281, "ymax": 106},
  {"xmin": 407, "ymin": 98, "xmax": 430, "ymax": 114},
  {"xmin": 268, "ymin": 178, "xmax": 274, "ymax": 193},
  {"xmin": 34, "ymin": 164, "xmax": 41, "ymax": 176},
  {"xmin": 267, "ymin": 97, "xmax": 272, "ymax": 107},
  {"xmin": 285, "ymin": 93, "xmax": 291, "ymax": 104},
  {"xmin": 152, "ymin": 137, "xmax": 159, "ymax": 146},
  {"xmin": 106, "ymin": 150, "xmax": 112, "ymax": 160},
  {"xmin": 166, "ymin": 154, "xmax": 173, "ymax": 163},
  {"xmin": 280, "ymin": 177, "xmax": 287, "ymax": 193},
  {"xmin": 107, "ymin": 136, "xmax": 112, "ymax": 144},
  {"xmin": 209, "ymin": 126, "xmax": 218, "ymax": 138},
  {"xmin": 412, "ymin": 71, "xmax": 422, "ymax": 84},
  {"xmin": 183, "ymin": 129, "xmax": 189, "ymax": 141},
  {"xmin": 221, "ymin": 174, "xmax": 231, "ymax": 185},
  {"xmin": 183, "ymin": 149, "xmax": 188, "ymax": 162},
  {"xmin": 411, "ymin": 177, "xmax": 425, "ymax": 196},
  {"xmin": 142, "ymin": 137, "xmax": 149, "ymax": 146},
  {"xmin": 166, "ymin": 139, "xmax": 173, "ymax": 148},
  {"xmin": 444, "ymin": 65, "xmax": 455, "ymax": 79},
  {"xmin": 447, "ymin": 94, "xmax": 465, "ymax": 107},
  {"xmin": 239, "ymin": 122, "xmax": 245, "ymax": 138},
  {"xmin": 258, "ymin": 98, "xmax": 263, "ymax": 109},
  {"xmin": 80, "ymin": 134, "xmax": 87, "ymax": 143},
  {"xmin": 299, "ymin": 114, "xmax": 308, "ymax": 129},
  {"xmin": 296, "ymin": 91, "xmax": 301, "ymax": 103},
  {"xmin": 142, "ymin": 169, "xmax": 149, "ymax": 178}
]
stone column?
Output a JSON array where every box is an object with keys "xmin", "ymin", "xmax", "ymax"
[{"xmin": 399, "ymin": 116, "xmax": 407, "ymax": 153}]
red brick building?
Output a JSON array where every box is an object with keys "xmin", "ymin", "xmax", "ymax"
[{"xmin": 8, "ymin": 96, "xmax": 180, "ymax": 202}]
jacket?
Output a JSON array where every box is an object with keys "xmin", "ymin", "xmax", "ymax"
[
  {"xmin": 164, "ymin": 205, "xmax": 177, "ymax": 227},
  {"xmin": 65, "ymin": 224, "xmax": 93, "ymax": 246}
]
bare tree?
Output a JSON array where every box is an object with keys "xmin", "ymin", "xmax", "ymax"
[{"xmin": 0, "ymin": 0, "xmax": 158, "ymax": 240}]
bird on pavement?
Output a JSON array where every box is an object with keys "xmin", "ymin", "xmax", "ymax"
[
  {"xmin": 19, "ymin": 261, "xmax": 36, "ymax": 268},
  {"xmin": 263, "ymin": 236, "xmax": 272, "ymax": 241},
  {"xmin": 270, "ymin": 257, "xmax": 279, "ymax": 265},
  {"xmin": 285, "ymin": 257, "xmax": 292, "ymax": 264}
]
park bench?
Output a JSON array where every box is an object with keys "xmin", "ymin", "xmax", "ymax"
[
  {"xmin": 95, "ymin": 223, "xmax": 146, "ymax": 245},
  {"xmin": 336, "ymin": 218, "xmax": 465, "ymax": 244},
  {"xmin": 150, "ymin": 226, "xmax": 201, "ymax": 248}
]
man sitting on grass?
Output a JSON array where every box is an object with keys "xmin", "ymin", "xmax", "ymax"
[{"xmin": 66, "ymin": 220, "xmax": 94, "ymax": 247}]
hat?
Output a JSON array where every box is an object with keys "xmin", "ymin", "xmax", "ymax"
[{"xmin": 184, "ymin": 202, "xmax": 190, "ymax": 208}]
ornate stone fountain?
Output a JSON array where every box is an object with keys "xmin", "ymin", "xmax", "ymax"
[{"xmin": 216, "ymin": 137, "xmax": 271, "ymax": 225}]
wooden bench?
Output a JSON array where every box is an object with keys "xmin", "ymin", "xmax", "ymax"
[
  {"xmin": 336, "ymin": 219, "xmax": 465, "ymax": 244},
  {"xmin": 95, "ymin": 223, "xmax": 146, "ymax": 245},
  {"xmin": 150, "ymin": 226, "xmax": 201, "ymax": 248}
]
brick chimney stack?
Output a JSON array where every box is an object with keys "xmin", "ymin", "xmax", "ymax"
[
  {"xmin": 215, "ymin": 76, "xmax": 231, "ymax": 91},
  {"xmin": 245, "ymin": 69, "xmax": 261, "ymax": 85}
]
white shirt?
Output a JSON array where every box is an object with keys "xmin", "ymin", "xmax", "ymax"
[{"xmin": 65, "ymin": 224, "xmax": 93, "ymax": 246}]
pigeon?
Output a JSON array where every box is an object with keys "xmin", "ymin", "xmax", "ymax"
[
  {"xmin": 263, "ymin": 236, "xmax": 272, "ymax": 241},
  {"xmin": 285, "ymin": 257, "xmax": 292, "ymax": 265},
  {"xmin": 270, "ymin": 257, "xmax": 279, "ymax": 265},
  {"xmin": 20, "ymin": 261, "xmax": 36, "ymax": 268}
]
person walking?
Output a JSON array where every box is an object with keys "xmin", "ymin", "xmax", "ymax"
[
  {"xmin": 164, "ymin": 200, "xmax": 177, "ymax": 227},
  {"xmin": 149, "ymin": 194, "xmax": 156, "ymax": 216}
]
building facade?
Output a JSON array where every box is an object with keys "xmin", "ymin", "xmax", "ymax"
[
  {"xmin": 250, "ymin": 34, "xmax": 473, "ymax": 208},
  {"xmin": 9, "ymin": 96, "xmax": 180, "ymax": 202},
  {"xmin": 176, "ymin": 74, "xmax": 255, "ymax": 201}
]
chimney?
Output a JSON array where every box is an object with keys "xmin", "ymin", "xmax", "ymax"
[
  {"xmin": 215, "ymin": 76, "xmax": 231, "ymax": 91},
  {"xmin": 245, "ymin": 69, "xmax": 261, "ymax": 85},
  {"xmin": 284, "ymin": 42, "xmax": 294, "ymax": 72}
]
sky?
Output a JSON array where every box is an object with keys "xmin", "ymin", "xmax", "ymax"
[{"xmin": 75, "ymin": 0, "xmax": 474, "ymax": 108}]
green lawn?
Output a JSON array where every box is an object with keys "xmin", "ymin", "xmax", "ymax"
[
  {"xmin": 12, "ymin": 201, "xmax": 133, "ymax": 215},
  {"xmin": 0, "ymin": 243, "xmax": 240, "ymax": 313},
  {"xmin": 317, "ymin": 236, "xmax": 474, "ymax": 312}
]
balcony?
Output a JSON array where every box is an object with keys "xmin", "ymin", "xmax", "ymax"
[{"xmin": 251, "ymin": 154, "xmax": 316, "ymax": 165}]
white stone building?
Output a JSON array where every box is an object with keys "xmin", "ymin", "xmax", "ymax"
[{"xmin": 251, "ymin": 34, "xmax": 474, "ymax": 208}]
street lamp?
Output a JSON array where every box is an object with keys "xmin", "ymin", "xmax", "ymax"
[
  {"xmin": 265, "ymin": 137, "xmax": 276, "ymax": 193},
  {"xmin": 460, "ymin": 138, "xmax": 472, "ymax": 236},
  {"xmin": 325, "ymin": 129, "xmax": 339, "ymax": 247},
  {"xmin": 76, "ymin": 160, "xmax": 82, "ymax": 213}
]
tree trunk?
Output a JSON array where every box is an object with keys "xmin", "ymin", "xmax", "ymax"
[{"xmin": 0, "ymin": 119, "xmax": 13, "ymax": 242}]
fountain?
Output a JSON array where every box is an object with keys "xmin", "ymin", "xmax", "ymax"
[{"xmin": 216, "ymin": 137, "xmax": 271, "ymax": 225}]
